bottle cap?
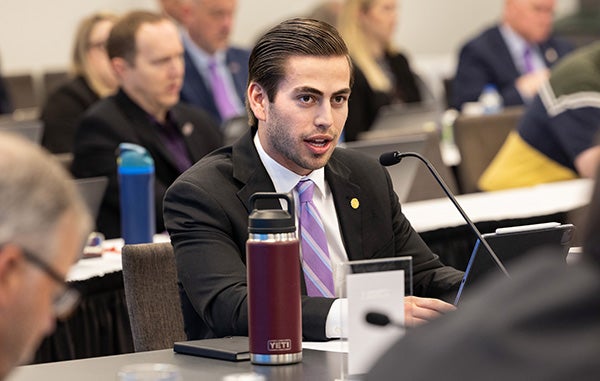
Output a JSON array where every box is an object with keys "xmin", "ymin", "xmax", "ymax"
[
  {"xmin": 248, "ymin": 192, "xmax": 295, "ymax": 234},
  {"xmin": 117, "ymin": 143, "xmax": 154, "ymax": 175}
]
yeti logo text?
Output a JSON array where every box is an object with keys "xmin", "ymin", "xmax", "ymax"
[{"xmin": 268, "ymin": 339, "xmax": 291, "ymax": 351}]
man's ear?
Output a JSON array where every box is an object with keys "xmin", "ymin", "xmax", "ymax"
[
  {"xmin": 247, "ymin": 82, "xmax": 268, "ymax": 122},
  {"xmin": 0, "ymin": 245, "xmax": 23, "ymax": 307},
  {"xmin": 111, "ymin": 57, "xmax": 130, "ymax": 81}
]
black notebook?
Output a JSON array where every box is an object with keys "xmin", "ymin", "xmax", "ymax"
[{"xmin": 173, "ymin": 336, "xmax": 250, "ymax": 362}]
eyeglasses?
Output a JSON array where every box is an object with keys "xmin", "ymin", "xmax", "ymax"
[{"xmin": 21, "ymin": 248, "xmax": 81, "ymax": 320}]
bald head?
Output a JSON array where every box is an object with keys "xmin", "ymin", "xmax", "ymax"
[{"xmin": 504, "ymin": 0, "xmax": 556, "ymax": 43}]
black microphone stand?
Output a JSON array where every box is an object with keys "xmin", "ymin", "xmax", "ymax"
[{"xmin": 382, "ymin": 151, "xmax": 510, "ymax": 278}]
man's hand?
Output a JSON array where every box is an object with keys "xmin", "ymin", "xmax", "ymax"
[
  {"xmin": 404, "ymin": 296, "xmax": 456, "ymax": 327},
  {"xmin": 516, "ymin": 69, "xmax": 550, "ymax": 99}
]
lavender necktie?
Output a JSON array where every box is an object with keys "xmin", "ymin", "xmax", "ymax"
[
  {"xmin": 296, "ymin": 179, "xmax": 335, "ymax": 297},
  {"xmin": 208, "ymin": 59, "xmax": 239, "ymax": 121},
  {"xmin": 523, "ymin": 45, "xmax": 534, "ymax": 73}
]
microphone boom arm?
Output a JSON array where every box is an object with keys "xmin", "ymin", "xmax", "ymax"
[{"xmin": 386, "ymin": 151, "xmax": 510, "ymax": 278}]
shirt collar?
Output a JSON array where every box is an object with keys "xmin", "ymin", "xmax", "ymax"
[
  {"xmin": 253, "ymin": 133, "xmax": 326, "ymax": 198},
  {"xmin": 500, "ymin": 24, "xmax": 531, "ymax": 57}
]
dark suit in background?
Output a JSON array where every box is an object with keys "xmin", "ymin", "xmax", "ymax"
[
  {"xmin": 41, "ymin": 76, "xmax": 99, "ymax": 153},
  {"xmin": 72, "ymin": 89, "xmax": 222, "ymax": 239},
  {"xmin": 163, "ymin": 127, "xmax": 462, "ymax": 341},
  {"xmin": 180, "ymin": 47, "xmax": 250, "ymax": 125},
  {"xmin": 452, "ymin": 26, "xmax": 573, "ymax": 110},
  {"xmin": 344, "ymin": 52, "xmax": 422, "ymax": 142},
  {"xmin": 0, "ymin": 75, "xmax": 11, "ymax": 114}
]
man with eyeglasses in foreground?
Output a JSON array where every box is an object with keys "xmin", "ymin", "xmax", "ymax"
[{"xmin": 0, "ymin": 132, "xmax": 92, "ymax": 380}]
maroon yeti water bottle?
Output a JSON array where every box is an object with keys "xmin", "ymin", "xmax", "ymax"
[{"xmin": 246, "ymin": 192, "xmax": 302, "ymax": 365}]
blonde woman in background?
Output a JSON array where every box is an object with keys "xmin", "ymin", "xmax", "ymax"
[
  {"xmin": 338, "ymin": 0, "xmax": 425, "ymax": 141},
  {"xmin": 41, "ymin": 12, "xmax": 118, "ymax": 154}
]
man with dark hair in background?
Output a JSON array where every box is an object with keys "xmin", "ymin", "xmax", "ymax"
[{"xmin": 72, "ymin": 10, "xmax": 222, "ymax": 239}]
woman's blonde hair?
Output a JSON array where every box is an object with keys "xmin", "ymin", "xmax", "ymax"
[
  {"xmin": 71, "ymin": 12, "xmax": 118, "ymax": 97},
  {"xmin": 338, "ymin": 0, "xmax": 393, "ymax": 92}
]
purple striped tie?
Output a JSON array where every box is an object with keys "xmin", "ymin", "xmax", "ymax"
[
  {"xmin": 523, "ymin": 46, "xmax": 534, "ymax": 73},
  {"xmin": 296, "ymin": 179, "xmax": 335, "ymax": 297},
  {"xmin": 208, "ymin": 59, "xmax": 239, "ymax": 121}
]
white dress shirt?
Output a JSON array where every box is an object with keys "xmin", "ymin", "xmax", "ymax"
[{"xmin": 254, "ymin": 134, "xmax": 348, "ymax": 338}]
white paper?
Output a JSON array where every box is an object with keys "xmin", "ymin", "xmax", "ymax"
[{"xmin": 346, "ymin": 270, "xmax": 405, "ymax": 375}]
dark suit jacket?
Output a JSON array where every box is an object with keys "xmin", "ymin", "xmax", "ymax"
[
  {"xmin": 451, "ymin": 25, "xmax": 574, "ymax": 110},
  {"xmin": 344, "ymin": 52, "xmax": 422, "ymax": 142},
  {"xmin": 0, "ymin": 75, "xmax": 11, "ymax": 114},
  {"xmin": 71, "ymin": 89, "xmax": 223, "ymax": 239},
  {"xmin": 163, "ymin": 127, "xmax": 462, "ymax": 341},
  {"xmin": 180, "ymin": 47, "xmax": 250, "ymax": 125},
  {"xmin": 41, "ymin": 76, "xmax": 99, "ymax": 153},
  {"xmin": 367, "ymin": 251, "xmax": 600, "ymax": 380}
]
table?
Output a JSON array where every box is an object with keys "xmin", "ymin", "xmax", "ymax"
[
  {"xmin": 32, "ymin": 179, "xmax": 592, "ymax": 363},
  {"xmin": 12, "ymin": 348, "xmax": 344, "ymax": 381},
  {"xmin": 403, "ymin": 178, "xmax": 593, "ymax": 270}
]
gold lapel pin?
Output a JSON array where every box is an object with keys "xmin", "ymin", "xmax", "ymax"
[{"xmin": 350, "ymin": 198, "xmax": 359, "ymax": 209}]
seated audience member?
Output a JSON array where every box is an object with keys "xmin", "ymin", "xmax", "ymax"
[
  {"xmin": 0, "ymin": 132, "xmax": 92, "ymax": 381},
  {"xmin": 452, "ymin": 0, "xmax": 574, "ymax": 111},
  {"xmin": 367, "ymin": 166, "xmax": 600, "ymax": 381},
  {"xmin": 71, "ymin": 11, "xmax": 222, "ymax": 239},
  {"xmin": 40, "ymin": 12, "xmax": 119, "ymax": 154},
  {"xmin": 306, "ymin": 0, "xmax": 342, "ymax": 27},
  {"xmin": 0, "ymin": 70, "xmax": 10, "ymax": 114},
  {"xmin": 163, "ymin": 18, "xmax": 462, "ymax": 342},
  {"xmin": 0, "ymin": 53, "xmax": 12, "ymax": 115},
  {"xmin": 478, "ymin": 42, "xmax": 600, "ymax": 191},
  {"xmin": 158, "ymin": 0, "xmax": 190, "ymax": 25},
  {"xmin": 338, "ymin": 0, "xmax": 427, "ymax": 142},
  {"xmin": 180, "ymin": 0, "xmax": 250, "ymax": 125}
]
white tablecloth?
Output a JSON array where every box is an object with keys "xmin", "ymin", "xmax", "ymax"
[
  {"xmin": 402, "ymin": 178, "xmax": 593, "ymax": 232},
  {"xmin": 67, "ymin": 234, "xmax": 171, "ymax": 282}
]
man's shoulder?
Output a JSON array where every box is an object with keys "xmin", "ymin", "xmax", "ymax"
[
  {"xmin": 462, "ymin": 25, "xmax": 501, "ymax": 50},
  {"xmin": 176, "ymin": 145, "xmax": 233, "ymax": 182},
  {"xmin": 172, "ymin": 102, "xmax": 217, "ymax": 124},
  {"xmin": 226, "ymin": 46, "xmax": 250, "ymax": 57},
  {"xmin": 549, "ymin": 42, "xmax": 600, "ymax": 97},
  {"xmin": 330, "ymin": 146, "xmax": 386, "ymax": 177},
  {"xmin": 80, "ymin": 95, "xmax": 121, "ymax": 124}
]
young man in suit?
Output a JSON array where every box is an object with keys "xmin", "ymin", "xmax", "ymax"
[
  {"xmin": 0, "ymin": 132, "xmax": 92, "ymax": 381},
  {"xmin": 179, "ymin": 0, "xmax": 250, "ymax": 125},
  {"xmin": 71, "ymin": 11, "xmax": 223, "ymax": 239},
  {"xmin": 452, "ymin": 0, "xmax": 573, "ymax": 111},
  {"xmin": 164, "ymin": 18, "xmax": 462, "ymax": 341}
]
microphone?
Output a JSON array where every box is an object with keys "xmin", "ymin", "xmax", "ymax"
[
  {"xmin": 365, "ymin": 311, "xmax": 404, "ymax": 329},
  {"xmin": 379, "ymin": 151, "xmax": 510, "ymax": 278}
]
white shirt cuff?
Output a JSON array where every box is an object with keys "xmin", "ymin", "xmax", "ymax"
[{"xmin": 325, "ymin": 298, "xmax": 348, "ymax": 338}]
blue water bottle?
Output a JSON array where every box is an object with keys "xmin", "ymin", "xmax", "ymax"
[{"xmin": 118, "ymin": 143, "xmax": 155, "ymax": 244}]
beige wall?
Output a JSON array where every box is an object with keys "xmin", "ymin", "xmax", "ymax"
[{"xmin": 0, "ymin": 0, "xmax": 578, "ymax": 78}]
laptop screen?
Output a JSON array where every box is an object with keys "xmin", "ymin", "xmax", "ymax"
[{"xmin": 454, "ymin": 222, "xmax": 575, "ymax": 305}]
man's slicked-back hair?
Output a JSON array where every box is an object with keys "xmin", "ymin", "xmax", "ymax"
[
  {"xmin": 245, "ymin": 17, "xmax": 353, "ymax": 126},
  {"xmin": 107, "ymin": 10, "xmax": 170, "ymax": 65}
]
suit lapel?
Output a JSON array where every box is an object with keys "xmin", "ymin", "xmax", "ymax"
[
  {"xmin": 115, "ymin": 91, "xmax": 182, "ymax": 173},
  {"xmin": 325, "ymin": 151, "xmax": 364, "ymax": 261},
  {"xmin": 225, "ymin": 49, "xmax": 248, "ymax": 102},
  {"xmin": 183, "ymin": 51, "xmax": 218, "ymax": 115},
  {"xmin": 232, "ymin": 128, "xmax": 279, "ymax": 214},
  {"xmin": 493, "ymin": 27, "xmax": 521, "ymax": 78}
]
